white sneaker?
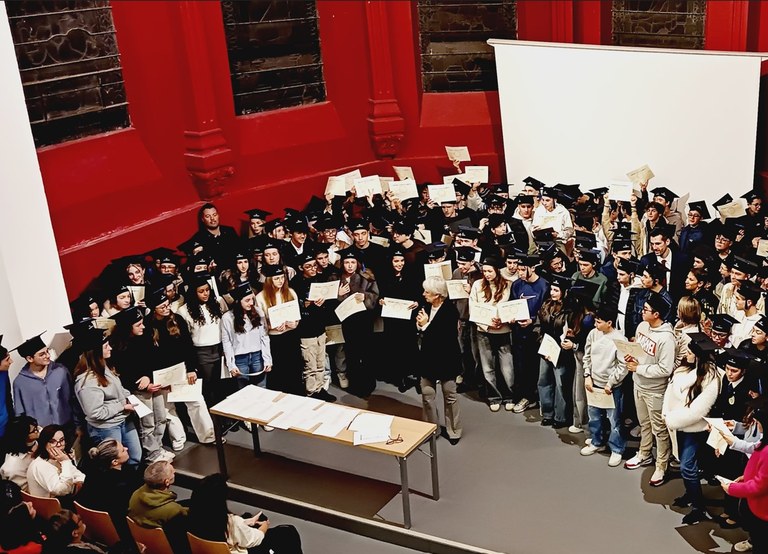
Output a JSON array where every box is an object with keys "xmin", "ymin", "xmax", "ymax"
[
  {"xmin": 649, "ymin": 468, "xmax": 666, "ymax": 487},
  {"xmin": 512, "ymin": 398, "xmax": 531, "ymax": 413},
  {"xmin": 154, "ymin": 450, "xmax": 175, "ymax": 462},
  {"xmin": 489, "ymin": 402, "xmax": 501, "ymax": 412},
  {"xmin": 624, "ymin": 454, "xmax": 654, "ymax": 469},
  {"xmin": 580, "ymin": 444, "xmax": 606, "ymax": 456},
  {"xmin": 568, "ymin": 425, "xmax": 583, "ymax": 434},
  {"xmin": 337, "ymin": 374, "xmax": 349, "ymax": 389},
  {"xmin": 585, "ymin": 438, "xmax": 592, "ymax": 446},
  {"xmin": 608, "ymin": 452, "xmax": 623, "ymax": 467},
  {"xmin": 734, "ymin": 539, "xmax": 753, "ymax": 552}
]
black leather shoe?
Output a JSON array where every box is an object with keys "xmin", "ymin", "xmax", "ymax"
[
  {"xmin": 541, "ymin": 418, "xmax": 555, "ymax": 427},
  {"xmin": 672, "ymin": 494, "xmax": 691, "ymax": 508},
  {"xmin": 682, "ymin": 509, "xmax": 709, "ymax": 525},
  {"xmin": 553, "ymin": 420, "xmax": 568, "ymax": 429}
]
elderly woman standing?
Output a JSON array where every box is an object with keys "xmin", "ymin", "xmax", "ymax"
[{"xmin": 416, "ymin": 276, "xmax": 462, "ymax": 445}]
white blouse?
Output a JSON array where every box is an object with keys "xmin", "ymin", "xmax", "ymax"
[{"xmin": 26, "ymin": 456, "xmax": 86, "ymax": 498}]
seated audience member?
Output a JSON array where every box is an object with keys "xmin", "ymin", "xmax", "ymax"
[
  {"xmin": 43, "ymin": 509, "xmax": 108, "ymax": 554},
  {"xmin": 77, "ymin": 439, "xmax": 141, "ymax": 543},
  {"xmin": 0, "ymin": 479, "xmax": 44, "ymax": 554},
  {"xmin": 0, "ymin": 416, "xmax": 39, "ymax": 489},
  {"xmin": 26, "ymin": 425, "xmax": 85, "ymax": 500},
  {"xmin": 12, "ymin": 333, "xmax": 77, "ymax": 430},
  {"xmin": 188, "ymin": 473, "xmax": 303, "ymax": 554}
]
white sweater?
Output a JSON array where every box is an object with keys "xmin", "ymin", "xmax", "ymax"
[
  {"xmin": 0, "ymin": 453, "xmax": 33, "ymax": 490},
  {"xmin": 582, "ymin": 328, "xmax": 627, "ymax": 389},
  {"xmin": 226, "ymin": 514, "xmax": 265, "ymax": 554},
  {"xmin": 26, "ymin": 456, "xmax": 86, "ymax": 497},
  {"xmin": 662, "ymin": 367, "xmax": 720, "ymax": 433}
]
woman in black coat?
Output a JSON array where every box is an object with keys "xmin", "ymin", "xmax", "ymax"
[{"xmin": 416, "ymin": 276, "xmax": 463, "ymax": 445}]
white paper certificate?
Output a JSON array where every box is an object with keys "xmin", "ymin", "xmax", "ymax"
[
  {"xmin": 469, "ymin": 301, "xmax": 496, "ymax": 326},
  {"xmin": 388, "ymin": 179, "xmax": 418, "ymax": 201},
  {"xmin": 608, "ymin": 181, "xmax": 632, "ymax": 202},
  {"xmin": 586, "ymin": 388, "xmax": 616, "ymax": 409},
  {"xmin": 447, "ymin": 279, "xmax": 470, "ymax": 300},
  {"xmin": 127, "ymin": 394, "xmax": 152, "ymax": 418},
  {"xmin": 392, "ymin": 166, "xmax": 415, "ymax": 181},
  {"xmin": 339, "ymin": 169, "xmax": 362, "ymax": 191},
  {"xmin": 427, "ymin": 184, "xmax": 456, "ymax": 204},
  {"xmin": 718, "ymin": 200, "xmax": 747, "ymax": 220},
  {"xmin": 424, "ymin": 261, "xmax": 452, "ymax": 280},
  {"xmin": 443, "ymin": 173, "xmax": 467, "ymax": 185},
  {"xmin": 464, "ymin": 165, "xmax": 489, "ymax": 183},
  {"xmin": 353, "ymin": 175, "xmax": 383, "ymax": 197},
  {"xmin": 268, "ymin": 300, "xmax": 301, "ymax": 328},
  {"xmin": 381, "ymin": 298, "xmax": 415, "ymax": 320},
  {"xmin": 626, "ymin": 164, "xmax": 655, "ymax": 185},
  {"xmin": 335, "ymin": 295, "xmax": 366, "ymax": 322},
  {"xmin": 153, "ymin": 362, "xmax": 187, "ymax": 387},
  {"xmin": 497, "ymin": 299, "xmax": 530, "ymax": 322},
  {"xmin": 613, "ymin": 339, "xmax": 645, "ymax": 360},
  {"xmin": 325, "ymin": 325, "xmax": 345, "ymax": 345},
  {"xmin": 369, "ymin": 236, "xmax": 390, "ymax": 248},
  {"xmin": 325, "ymin": 175, "xmax": 346, "ymax": 197},
  {"xmin": 538, "ymin": 334, "xmax": 562, "ymax": 366},
  {"xmin": 167, "ymin": 379, "xmax": 204, "ymax": 403},
  {"xmin": 758, "ymin": 239, "xmax": 768, "ymax": 258},
  {"xmin": 127, "ymin": 285, "xmax": 145, "ymax": 304},
  {"xmin": 308, "ymin": 281, "xmax": 340, "ymax": 301},
  {"xmin": 445, "ymin": 146, "xmax": 471, "ymax": 162}
]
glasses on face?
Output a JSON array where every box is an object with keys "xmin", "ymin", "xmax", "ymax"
[
  {"xmin": 711, "ymin": 331, "xmax": 728, "ymax": 339},
  {"xmin": 641, "ymin": 307, "xmax": 655, "ymax": 313},
  {"xmin": 49, "ymin": 437, "xmax": 65, "ymax": 446}
]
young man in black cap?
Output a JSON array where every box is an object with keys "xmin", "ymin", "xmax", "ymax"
[
  {"xmin": 650, "ymin": 186, "xmax": 683, "ymax": 241},
  {"xmin": 346, "ymin": 218, "xmax": 388, "ymax": 280},
  {"xmin": 12, "ymin": 333, "xmax": 78, "ymax": 430},
  {"xmin": 640, "ymin": 225, "xmax": 690, "ymax": 303},
  {"xmin": 623, "ymin": 291, "xmax": 676, "ymax": 486},
  {"xmin": 632, "ymin": 198, "xmax": 666, "ymax": 256},
  {"xmin": 391, "ymin": 220, "xmax": 426, "ymax": 266},
  {"xmin": 605, "ymin": 257, "xmax": 643, "ymax": 339},
  {"xmin": 710, "ymin": 314, "xmax": 739, "ymax": 349},
  {"xmin": 718, "ymin": 255, "xmax": 759, "ymax": 322},
  {"xmin": 731, "ymin": 280, "xmax": 764, "ymax": 347},
  {"xmin": 532, "ymin": 187, "xmax": 574, "ymax": 251},
  {"xmin": 572, "ymin": 248, "xmax": 607, "ymax": 306},
  {"xmin": 283, "ymin": 219, "xmax": 316, "ymax": 270},
  {"xmin": 632, "ymin": 262, "xmax": 674, "ymax": 330},
  {"xmin": 679, "ymin": 201, "xmax": 710, "ymax": 255}
]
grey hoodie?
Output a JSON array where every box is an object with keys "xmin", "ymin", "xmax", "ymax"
[{"xmin": 632, "ymin": 321, "xmax": 677, "ymax": 394}]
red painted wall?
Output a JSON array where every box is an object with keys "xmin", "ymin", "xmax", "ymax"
[{"xmin": 34, "ymin": 0, "xmax": 768, "ymax": 297}]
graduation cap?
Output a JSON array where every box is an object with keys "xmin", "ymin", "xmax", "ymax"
[
  {"xmin": 518, "ymin": 253, "xmax": 541, "ymax": 268},
  {"xmin": 742, "ymin": 190, "xmax": 762, "ymax": 202},
  {"xmin": 687, "ymin": 201, "xmax": 711, "ymax": 220},
  {"xmin": 392, "ymin": 220, "xmax": 415, "ymax": 236},
  {"xmin": 755, "ymin": 315, "xmax": 768, "ymax": 333},
  {"xmin": 649, "ymin": 223, "xmax": 675, "ymax": 240},
  {"xmin": 110, "ymin": 305, "xmax": 144, "ymax": 326},
  {"xmin": 716, "ymin": 221, "xmax": 739, "ymax": 241},
  {"xmin": 347, "ymin": 218, "xmax": 368, "ymax": 232},
  {"xmin": 522, "ymin": 176, "xmax": 545, "ymax": 191},
  {"xmin": 539, "ymin": 243, "xmax": 561, "ymax": 261},
  {"xmin": 589, "ymin": 187, "xmax": 609, "ymax": 197},
  {"xmin": 262, "ymin": 264, "xmax": 286, "ymax": 278},
  {"xmin": 575, "ymin": 230, "xmax": 597, "ymax": 250},
  {"xmin": 76, "ymin": 329, "xmax": 109, "ymax": 353},
  {"xmin": 514, "ymin": 194, "xmax": 536, "ymax": 206},
  {"xmin": 570, "ymin": 279, "xmax": 600, "ymax": 301},
  {"xmin": 145, "ymin": 286, "xmax": 169, "ymax": 309},
  {"xmin": 144, "ymin": 247, "xmax": 178, "ymax": 264},
  {"xmin": 244, "ymin": 208, "xmax": 271, "ymax": 220},
  {"xmin": 425, "ymin": 242, "xmax": 447, "ymax": 261},
  {"xmin": 456, "ymin": 247, "xmax": 478, "ymax": 262},
  {"xmin": 187, "ymin": 272, "xmax": 216, "ymax": 293},
  {"xmin": 645, "ymin": 291, "xmax": 672, "ymax": 316},
  {"xmin": 616, "ymin": 257, "xmax": 641, "ymax": 275},
  {"xmin": 389, "ymin": 246, "xmax": 406, "ymax": 259},
  {"xmin": 496, "ymin": 232, "xmax": 515, "ymax": 246},
  {"xmin": 230, "ymin": 282, "xmax": 254, "ymax": 302},
  {"xmin": 480, "ymin": 254, "xmax": 503, "ymax": 269},
  {"xmin": 487, "ymin": 214, "xmax": 508, "ymax": 230},
  {"xmin": 247, "ymin": 236, "xmax": 266, "ymax": 255},
  {"xmin": 574, "ymin": 214, "xmax": 596, "ymax": 230},
  {"xmin": 532, "ymin": 228, "xmax": 554, "ymax": 243},
  {"xmin": 719, "ymin": 347, "xmax": 752, "ymax": 370},
  {"xmin": 732, "ymin": 255, "xmax": 759, "ymax": 275},
  {"xmin": 686, "ymin": 333, "xmax": 719, "ymax": 360},
  {"xmin": 297, "ymin": 252, "xmax": 317, "ymax": 266},
  {"xmin": 262, "ymin": 239, "xmax": 284, "ymax": 253},
  {"xmin": 448, "ymin": 218, "xmax": 474, "ymax": 235},
  {"xmin": 710, "ymin": 313, "xmax": 739, "ymax": 334},
  {"xmin": 507, "ymin": 248, "xmax": 526, "ymax": 261},
  {"xmin": 612, "ymin": 239, "xmax": 632, "ymax": 253},
  {"xmin": 12, "ymin": 333, "xmax": 46, "ymax": 358},
  {"xmin": 265, "ymin": 219, "xmax": 285, "ymax": 233},
  {"xmin": 576, "ymin": 248, "xmax": 600, "ymax": 265},
  {"xmin": 177, "ymin": 238, "xmax": 204, "ymax": 257},
  {"xmin": 453, "ymin": 179, "xmax": 471, "ymax": 196},
  {"xmin": 487, "ymin": 194, "xmax": 508, "ymax": 207},
  {"xmin": 713, "ymin": 194, "xmax": 734, "ymax": 209},
  {"xmin": 548, "ymin": 273, "xmax": 572, "ymax": 291},
  {"xmin": 540, "ymin": 187, "xmax": 558, "ymax": 200},
  {"xmin": 315, "ymin": 214, "xmax": 342, "ymax": 232},
  {"xmin": 338, "ymin": 248, "xmax": 359, "ymax": 261},
  {"xmin": 304, "ymin": 195, "xmax": 328, "ymax": 218},
  {"xmin": 651, "ymin": 187, "xmax": 678, "ymax": 204},
  {"xmin": 554, "ymin": 184, "xmax": 582, "ymax": 207},
  {"xmin": 643, "ymin": 262, "xmax": 667, "ymax": 283},
  {"xmin": 290, "ymin": 219, "xmax": 310, "ymax": 234},
  {"xmin": 736, "ymin": 280, "xmax": 763, "ymax": 303},
  {"xmin": 63, "ymin": 318, "xmax": 98, "ymax": 338}
]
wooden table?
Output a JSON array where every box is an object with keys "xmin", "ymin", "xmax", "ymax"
[{"xmin": 210, "ymin": 392, "xmax": 439, "ymax": 529}]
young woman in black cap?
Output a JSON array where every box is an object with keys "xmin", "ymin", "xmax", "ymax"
[{"xmin": 222, "ymin": 282, "xmax": 272, "ymax": 390}]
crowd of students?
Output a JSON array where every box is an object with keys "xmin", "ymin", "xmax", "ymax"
[{"xmin": 2, "ymin": 176, "xmax": 768, "ymax": 552}]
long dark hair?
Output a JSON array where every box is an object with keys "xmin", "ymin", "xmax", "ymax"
[
  {"xmin": 232, "ymin": 295, "xmax": 261, "ymax": 334},
  {"xmin": 188, "ymin": 473, "xmax": 230, "ymax": 542},
  {"xmin": 2, "ymin": 416, "xmax": 37, "ymax": 456},
  {"xmin": 36, "ymin": 425, "xmax": 66, "ymax": 460},
  {"xmin": 685, "ymin": 357, "xmax": 718, "ymax": 407},
  {"xmin": 185, "ymin": 283, "xmax": 223, "ymax": 326},
  {"xmin": 0, "ymin": 480, "xmax": 41, "ymax": 550},
  {"xmin": 74, "ymin": 348, "xmax": 110, "ymax": 387}
]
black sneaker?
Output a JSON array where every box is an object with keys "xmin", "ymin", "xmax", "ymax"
[
  {"xmin": 310, "ymin": 389, "xmax": 337, "ymax": 403},
  {"xmin": 541, "ymin": 418, "xmax": 555, "ymax": 427},
  {"xmin": 682, "ymin": 509, "xmax": 709, "ymax": 525}
]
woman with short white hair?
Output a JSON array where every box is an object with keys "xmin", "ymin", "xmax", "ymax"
[{"xmin": 415, "ymin": 276, "xmax": 462, "ymax": 445}]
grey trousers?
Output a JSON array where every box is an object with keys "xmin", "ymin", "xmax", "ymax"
[
  {"xmin": 572, "ymin": 351, "xmax": 588, "ymax": 430},
  {"xmin": 135, "ymin": 390, "xmax": 167, "ymax": 461},
  {"xmin": 420, "ymin": 378, "xmax": 462, "ymax": 439},
  {"xmin": 300, "ymin": 335, "xmax": 327, "ymax": 394}
]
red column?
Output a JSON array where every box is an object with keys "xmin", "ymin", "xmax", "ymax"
[
  {"xmin": 705, "ymin": 0, "xmax": 749, "ymax": 51},
  {"xmin": 363, "ymin": 0, "xmax": 406, "ymax": 158},
  {"xmin": 550, "ymin": 0, "xmax": 574, "ymax": 43},
  {"xmin": 176, "ymin": 1, "xmax": 234, "ymax": 199}
]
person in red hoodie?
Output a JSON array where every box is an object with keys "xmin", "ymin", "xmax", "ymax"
[{"xmin": 723, "ymin": 398, "xmax": 768, "ymax": 553}]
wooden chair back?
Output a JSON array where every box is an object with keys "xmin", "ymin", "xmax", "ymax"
[
  {"xmin": 74, "ymin": 501, "xmax": 121, "ymax": 546},
  {"xmin": 187, "ymin": 532, "xmax": 231, "ymax": 554},
  {"xmin": 126, "ymin": 516, "xmax": 175, "ymax": 554},
  {"xmin": 20, "ymin": 490, "xmax": 62, "ymax": 520}
]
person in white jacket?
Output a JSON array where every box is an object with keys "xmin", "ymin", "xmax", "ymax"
[
  {"xmin": 26, "ymin": 425, "xmax": 85, "ymax": 498},
  {"xmin": 580, "ymin": 305, "xmax": 628, "ymax": 467},
  {"xmin": 662, "ymin": 335, "xmax": 720, "ymax": 525}
]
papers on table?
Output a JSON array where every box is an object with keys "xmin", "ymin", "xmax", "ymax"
[
  {"xmin": 268, "ymin": 300, "xmax": 301, "ymax": 329},
  {"xmin": 308, "ymin": 280, "xmax": 340, "ymax": 301},
  {"xmin": 468, "ymin": 301, "xmax": 496, "ymax": 327},
  {"xmin": 626, "ymin": 164, "xmax": 654, "ymax": 185},
  {"xmin": 153, "ymin": 362, "xmax": 187, "ymax": 387},
  {"xmin": 168, "ymin": 379, "xmax": 204, "ymax": 403},
  {"xmin": 718, "ymin": 200, "xmax": 747, "ymax": 220},
  {"xmin": 445, "ymin": 145, "xmax": 471, "ymax": 162},
  {"xmin": 353, "ymin": 175, "xmax": 383, "ymax": 197},
  {"xmin": 392, "ymin": 166, "xmax": 415, "ymax": 181},
  {"xmin": 381, "ymin": 298, "xmax": 415, "ymax": 320},
  {"xmin": 497, "ymin": 299, "xmax": 530, "ymax": 322},
  {"xmin": 325, "ymin": 176, "xmax": 346, "ymax": 196},
  {"xmin": 369, "ymin": 236, "xmax": 390, "ymax": 248},
  {"xmin": 388, "ymin": 179, "xmax": 418, "ymax": 201},
  {"xmin": 538, "ymin": 333, "xmax": 561, "ymax": 366},
  {"xmin": 608, "ymin": 181, "xmax": 633, "ymax": 202},
  {"xmin": 127, "ymin": 395, "xmax": 152, "ymax": 418},
  {"xmin": 704, "ymin": 417, "xmax": 736, "ymax": 455},
  {"xmin": 586, "ymin": 388, "xmax": 616, "ymax": 409},
  {"xmin": 612, "ymin": 339, "xmax": 645, "ymax": 360},
  {"xmin": 349, "ymin": 413, "xmax": 393, "ymax": 446},
  {"xmin": 464, "ymin": 165, "xmax": 488, "ymax": 184},
  {"xmin": 757, "ymin": 239, "xmax": 768, "ymax": 258},
  {"xmin": 312, "ymin": 403, "xmax": 360, "ymax": 437},
  {"xmin": 424, "ymin": 260, "xmax": 452, "ymax": 281},
  {"xmin": 427, "ymin": 183, "xmax": 456, "ymax": 204},
  {"xmin": 335, "ymin": 295, "xmax": 366, "ymax": 322},
  {"xmin": 446, "ymin": 279, "xmax": 470, "ymax": 300},
  {"xmin": 325, "ymin": 324, "xmax": 345, "ymax": 345}
]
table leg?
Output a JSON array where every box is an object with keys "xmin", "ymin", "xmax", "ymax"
[
  {"xmin": 397, "ymin": 456, "xmax": 412, "ymax": 529},
  {"xmin": 429, "ymin": 433, "xmax": 440, "ymax": 500},
  {"xmin": 212, "ymin": 414, "xmax": 228, "ymax": 478},
  {"xmin": 251, "ymin": 422, "xmax": 261, "ymax": 455}
]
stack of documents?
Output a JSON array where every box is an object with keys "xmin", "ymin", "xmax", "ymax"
[{"xmin": 349, "ymin": 413, "xmax": 394, "ymax": 445}]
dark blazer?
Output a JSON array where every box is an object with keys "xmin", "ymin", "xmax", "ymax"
[
  {"xmin": 418, "ymin": 301, "xmax": 462, "ymax": 382},
  {"xmin": 710, "ymin": 375, "xmax": 750, "ymax": 422},
  {"xmin": 639, "ymin": 250, "xmax": 690, "ymax": 303}
]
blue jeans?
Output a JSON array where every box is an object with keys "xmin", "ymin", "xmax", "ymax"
[
  {"xmin": 235, "ymin": 351, "xmax": 266, "ymax": 388},
  {"xmin": 586, "ymin": 388, "xmax": 625, "ymax": 454},
  {"xmin": 678, "ymin": 430, "xmax": 707, "ymax": 482},
  {"xmin": 476, "ymin": 332, "xmax": 514, "ymax": 399},
  {"xmin": 87, "ymin": 419, "xmax": 142, "ymax": 466},
  {"xmin": 538, "ymin": 358, "xmax": 572, "ymax": 423}
]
